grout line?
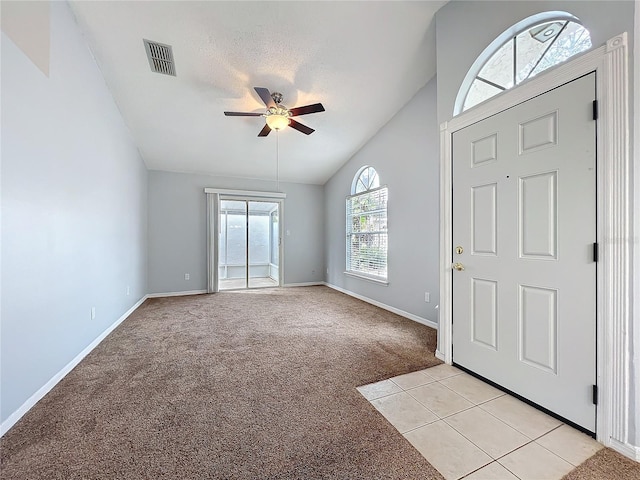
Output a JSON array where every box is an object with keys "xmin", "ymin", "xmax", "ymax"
[
  {"xmin": 391, "ymin": 380, "xmax": 438, "ymax": 391},
  {"xmin": 402, "ymin": 383, "xmax": 478, "ymax": 420},
  {"xmin": 364, "ymin": 374, "xmax": 580, "ymax": 480},
  {"xmin": 530, "ymin": 422, "xmax": 564, "ymax": 442},
  {"xmin": 437, "ymin": 376, "xmax": 507, "ymax": 406},
  {"xmin": 531, "ymin": 428, "xmax": 589, "ymax": 467},
  {"xmin": 438, "ymin": 396, "xmax": 534, "ymax": 439},
  {"xmin": 356, "ymin": 388, "xmax": 404, "ymax": 403},
  {"xmin": 441, "ymin": 408, "xmax": 533, "ymax": 462},
  {"xmin": 459, "ymin": 460, "xmax": 524, "ymax": 480},
  {"xmin": 476, "ymin": 400, "xmax": 564, "ymax": 442},
  {"xmin": 494, "ymin": 442, "xmax": 533, "ymax": 462},
  {"xmin": 400, "ymin": 417, "xmax": 441, "ymax": 435},
  {"xmin": 364, "ymin": 395, "xmax": 439, "ymax": 437},
  {"xmin": 390, "ymin": 370, "xmax": 439, "ymax": 386},
  {"xmin": 460, "ymin": 458, "xmax": 494, "ymax": 479},
  {"xmin": 397, "ymin": 419, "xmax": 438, "ymax": 435},
  {"xmin": 489, "ymin": 458, "xmax": 525, "ymax": 480},
  {"xmin": 436, "ymin": 379, "xmax": 481, "ymax": 404}
]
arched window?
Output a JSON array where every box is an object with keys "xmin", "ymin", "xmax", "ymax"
[
  {"xmin": 457, "ymin": 13, "xmax": 592, "ymax": 114},
  {"xmin": 346, "ymin": 166, "xmax": 388, "ymax": 282},
  {"xmin": 351, "ymin": 165, "xmax": 380, "ymax": 194}
]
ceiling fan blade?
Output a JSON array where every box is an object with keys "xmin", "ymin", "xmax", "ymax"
[
  {"xmin": 288, "ymin": 103, "xmax": 325, "ymax": 117},
  {"xmin": 254, "ymin": 87, "xmax": 276, "ymax": 109},
  {"xmin": 258, "ymin": 124, "xmax": 272, "ymax": 137},
  {"xmin": 224, "ymin": 112, "xmax": 263, "ymax": 117},
  {"xmin": 289, "ymin": 119, "xmax": 315, "ymax": 135}
]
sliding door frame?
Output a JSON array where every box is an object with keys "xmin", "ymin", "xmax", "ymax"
[{"xmin": 205, "ymin": 188, "xmax": 286, "ymax": 293}]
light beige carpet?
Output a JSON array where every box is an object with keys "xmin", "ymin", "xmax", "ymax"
[
  {"xmin": 562, "ymin": 447, "xmax": 640, "ymax": 480},
  {"xmin": 1, "ymin": 286, "xmax": 444, "ymax": 479},
  {"xmin": 2, "ymin": 286, "xmax": 637, "ymax": 479}
]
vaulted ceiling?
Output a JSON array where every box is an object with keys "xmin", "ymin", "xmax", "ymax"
[{"xmin": 69, "ymin": 1, "xmax": 446, "ymax": 185}]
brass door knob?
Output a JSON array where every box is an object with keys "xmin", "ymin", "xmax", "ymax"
[{"xmin": 452, "ymin": 262, "xmax": 465, "ymax": 271}]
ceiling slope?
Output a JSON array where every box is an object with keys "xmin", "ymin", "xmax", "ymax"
[{"xmin": 69, "ymin": 1, "xmax": 446, "ymax": 185}]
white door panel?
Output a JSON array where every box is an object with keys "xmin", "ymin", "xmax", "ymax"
[
  {"xmin": 452, "ymin": 73, "xmax": 597, "ymax": 432},
  {"xmin": 472, "ymin": 183, "xmax": 498, "ymax": 255}
]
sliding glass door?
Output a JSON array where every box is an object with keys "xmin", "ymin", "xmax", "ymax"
[{"xmin": 218, "ymin": 199, "xmax": 281, "ymax": 290}]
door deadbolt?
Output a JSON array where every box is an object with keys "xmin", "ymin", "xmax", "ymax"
[{"xmin": 455, "ymin": 246, "xmax": 464, "ymax": 255}]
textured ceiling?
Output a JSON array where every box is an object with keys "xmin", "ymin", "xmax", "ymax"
[{"xmin": 69, "ymin": 1, "xmax": 446, "ymax": 185}]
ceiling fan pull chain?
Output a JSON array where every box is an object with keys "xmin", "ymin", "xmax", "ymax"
[{"xmin": 276, "ymin": 130, "xmax": 280, "ymax": 192}]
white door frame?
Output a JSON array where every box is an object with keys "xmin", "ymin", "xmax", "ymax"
[
  {"xmin": 437, "ymin": 34, "xmax": 632, "ymax": 455},
  {"xmin": 205, "ymin": 188, "xmax": 286, "ymax": 293}
]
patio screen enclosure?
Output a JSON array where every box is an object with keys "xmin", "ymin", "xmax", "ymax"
[{"xmin": 218, "ymin": 199, "xmax": 280, "ymax": 290}]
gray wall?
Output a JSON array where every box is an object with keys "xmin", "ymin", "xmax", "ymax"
[
  {"xmin": 324, "ymin": 78, "xmax": 439, "ymax": 323},
  {"xmin": 1, "ymin": 3, "xmax": 148, "ymax": 424},
  {"xmin": 147, "ymin": 171, "xmax": 324, "ymax": 293}
]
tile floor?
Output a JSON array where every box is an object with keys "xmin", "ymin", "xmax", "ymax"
[{"xmin": 357, "ymin": 365, "xmax": 603, "ymax": 480}]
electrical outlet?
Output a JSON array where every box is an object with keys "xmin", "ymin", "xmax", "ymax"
[
  {"xmin": 184, "ymin": 273, "xmax": 190, "ymax": 280},
  {"xmin": 126, "ymin": 286, "xmax": 130, "ymax": 296},
  {"xmin": 91, "ymin": 307, "xmax": 96, "ymax": 320},
  {"xmin": 424, "ymin": 292, "xmax": 430, "ymax": 303}
]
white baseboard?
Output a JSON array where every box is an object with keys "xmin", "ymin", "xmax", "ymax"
[
  {"xmin": 435, "ymin": 350, "xmax": 446, "ymax": 361},
  {"xmin": 324, "ymin": 282, "xmax": 438, "ymax": 330},
  {"xmin": 283, "ymin": 282, "xmax": 325, "ymax": 287},
  {"xmin": 609, "ymin": 438, "xmax": 640, "ymax": 462},
  {"xmin": 146, "ymin": 289, "xmax": 207, "ymax": 298},
  {"xmin": 1, "ymin": 295, "xmax": 149, "ymax": 437}
]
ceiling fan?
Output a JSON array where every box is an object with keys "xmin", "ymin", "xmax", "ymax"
[{"xmin": 224, "ymin": 87, "xmax": 325, "ymax": 137}]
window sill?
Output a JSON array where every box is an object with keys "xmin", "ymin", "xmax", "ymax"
[{"xmin": 344, "ymin": 271, "xmax": 389, "ymax": 286}]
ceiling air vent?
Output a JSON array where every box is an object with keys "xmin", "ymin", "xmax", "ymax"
[{"xmin": 143, "ymin": 39, "xmax": 176, "ymax": 76}]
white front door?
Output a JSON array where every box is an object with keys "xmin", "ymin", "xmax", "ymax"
[{"xmin": 452, "ymin": 73, "xmax": 597, "ymax": 432}]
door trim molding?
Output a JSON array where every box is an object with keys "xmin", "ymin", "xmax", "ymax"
[
  {"xmin": 204, "ymin": 187, "xmax": 286, "ymax": 199},
  {"xmin": 438, "ymin": 33, "xmax": 632, "ymax": 455},
  {"xmin": 209, "ymin": 194, "xmax": 285, "ymax": 291}
]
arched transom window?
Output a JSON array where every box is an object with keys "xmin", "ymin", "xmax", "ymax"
[
  {"xmin": 346, "ymin": 166, "xmax": 388, "ymax": 282},
  {"xmin": 352, "ymin": 165, "xmax": 380, "ymax": 194},
  {"xmin": 461, "ymin": 16, "xmax": 592, "ymax": 112}
]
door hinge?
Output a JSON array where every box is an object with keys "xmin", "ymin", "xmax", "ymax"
[
  {"xmin": 592, "ymin": 100, "xmax": 598, "ymax": 120},
  {"xmin": 593, "ymin": 242, "xmax": 599, "ymax": 262},
  {"xmin": 592, "ymin": 384, "xmax": 598, "ymax": 405}
]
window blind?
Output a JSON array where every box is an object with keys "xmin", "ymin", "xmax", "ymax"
[{"xmin": 346, "ymin": 186, "xmax": 388, "ymax": 279}]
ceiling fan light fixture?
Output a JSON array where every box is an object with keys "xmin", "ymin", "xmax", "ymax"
[
  {"xmin": 266, "ymin": 114, "xmax": 290, "ymax": 131},
  {"xmin": 225, "ymin": 87, "xmax": 324, "ymax": 136}
]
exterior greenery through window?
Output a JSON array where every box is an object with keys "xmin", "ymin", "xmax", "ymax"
[
  {"xmin": 463, "ymin": 19, "xmax": 591, "ymax": 111},
  {"xmin": 346, "ymin": 167, "xmax": 388, "ymax": 280}
]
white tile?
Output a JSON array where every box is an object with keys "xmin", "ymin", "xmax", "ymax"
[
  {"xmin": 408, "ymin": 382, "xmax": 474, "ymax": 418},
  {"xmin": 371, "ymin": 391, "xmax": 438, "ymax": 433},
  {"xmin": 390, "ymin": 370, "xmax": 436, "ymax": 390},
  {"xmin": 445, "ymin": 407, "xmax": 529, "ymax": 459},
  {"xmin": 464, "ymin": 462, "xmax": 519, "ymax": 479},
  {"xmin": 356, "ymin": 380, "xmax": 402, "ymax": 401},
  {"xmin": 440, "ymin": 374, "xmax": 504, "ymax": 405},
  {"xmin": 536, "ymin": 424, "xmax": 603, "ymax": 466},
  {"xmin": 404, "ymin": 421, "xmax": 492, "ymax": 480},
  {"xmin": 479, "ymin": 395, "xmax": 562, "ymax": 439},
  {"xmin": 421, "ymin": 364, "xmax": 463, "ymax": 380},
  {"xmin": 499, "ymin": 442, "xmax": 574, "ymax": 480}
]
